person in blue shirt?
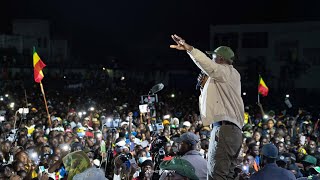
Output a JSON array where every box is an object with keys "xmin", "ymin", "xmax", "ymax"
[
  {"xmin": 250, "ymin": 143, "xmax": 296, "ymax": 180},
  {"xmin": 248, "ymin": 143, "xmax": 260, "ymax": 167}
]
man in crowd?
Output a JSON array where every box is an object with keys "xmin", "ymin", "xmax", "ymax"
[
  {"xmin": 301, "ymin": 155, "xmax": 318, "ymax": 177},
  {"xmin": 170, "ymin": 34, "xmax": 244, "ymax": 180},
  {"xmin": 249, "ymin": 143, "xmax": 296, "ymax": 180},
  {"xmin": 176, "ymin": 132, "xmax": 207, "ymax": 180}
]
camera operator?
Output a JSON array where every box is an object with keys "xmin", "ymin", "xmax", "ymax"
[
  {"xmin": 133, "ymin": 160, "xmax": 159, "ymax": 180},
  {"xmin": 113, "ymin": 152, "xmax": 137, "ymax": 180},
  {"xmin": 162, "ymin": 142, "xmax": 174, "ymax": 161},
  {"xmin": 175, "ymin": 132, "xmax": 207, "ymax": 180}
]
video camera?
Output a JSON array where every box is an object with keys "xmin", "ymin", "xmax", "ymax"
[
  {"xmin": 150, "ymin": 136, "xmax": 168, "ymax": 154},
  {"xmin": 150, "ymin": 135, "xmax": 169, "ymax": 171},
  {"xmin": 110, "ymin": 128, "xmax": 117, "ymax": 134},
  {"xmin": 117, "ymin": 153, "xmax": 134, "ymax": 170},
  {"xmin": 119, "ymin": 153, "xmax": 132, "ymax": 163}
]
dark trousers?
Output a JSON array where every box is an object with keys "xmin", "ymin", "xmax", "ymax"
[{"xmin": 207, "ymin": 123, "xmax": 242, "ymax": 180}]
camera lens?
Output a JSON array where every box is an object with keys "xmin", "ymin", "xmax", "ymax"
[
  {"xmin": 120, "ymin": 154, "xmax": 128, "ymax": 162},
  {"xmin": 126, "ymin": 153, "xmax": 132, "ymax": 159}
]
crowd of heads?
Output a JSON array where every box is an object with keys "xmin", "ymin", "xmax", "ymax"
[
  {"xmin": 239, "ymin": 106, "xmax": 320, "ymax": 179},
  {"xmin": 0, "ymin": 79, "xmax": 320, "ymax": 179},
  {"xmin": 0, "ymin": 80, "xmax": 205, "ymax": 179}
]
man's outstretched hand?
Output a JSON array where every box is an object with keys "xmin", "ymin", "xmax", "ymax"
[{"xmin": 170, "ymin": 34, "xmax": 193, "ymax": 51}]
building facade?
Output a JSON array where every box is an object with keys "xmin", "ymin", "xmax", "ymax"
[
  {"xmin": 210, "ymin": 21, "xmax": 320, "ymax": 96},
  {"xmin": 0, "ymin": 19, "xmax": 68, "ymax": 65}
]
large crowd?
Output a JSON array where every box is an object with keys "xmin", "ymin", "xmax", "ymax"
[{"xmin": 0, "ymin": 78, "xmax": 320, "ymax": 180}]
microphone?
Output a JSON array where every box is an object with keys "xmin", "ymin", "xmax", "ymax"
[
  {"xmin": 196, "ymin": 72, "xmax": 205, "ymax": 90},
  {"xmin": 150, "ymin": 83, "xmax": 165, "ymax": 94},
  {"xmin": 196, "ymin": 80, "xmax": 201, "ymax": 90}
]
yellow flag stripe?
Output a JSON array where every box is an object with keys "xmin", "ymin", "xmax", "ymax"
[
  {"xmin": 259, "ymin": 77, "xmax": 268, "ymax": 89},
  {"xmin": 33, "ymin": 52, "xmax": 41, "ymax": 66}
]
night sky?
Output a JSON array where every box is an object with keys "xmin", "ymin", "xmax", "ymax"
[{"xmin": 1, "ymin": 0, "xmax": 320, "ymax": 66}]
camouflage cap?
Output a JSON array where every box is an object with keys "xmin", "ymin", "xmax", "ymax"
[
  {"xmin": 160, "ymin": 158, "xmax": 199, "ymax": 180},
  {"xmin": 206, "ymin": 46, "xmax": 235, "ymax": 62},
  {"xmin": 303, "ymin": 155, "xmax": 317, "ymax": 166}
]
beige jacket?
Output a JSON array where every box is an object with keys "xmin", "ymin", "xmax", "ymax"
[{"xmin": 188, "ymin": 48, "xmax": 244, "ymax": 129}]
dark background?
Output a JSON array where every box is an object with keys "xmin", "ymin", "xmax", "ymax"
[{"xmin": 1, "ymin": 0, "xmax": 320, "ymax": 65}]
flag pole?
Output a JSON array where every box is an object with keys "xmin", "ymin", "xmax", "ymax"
[
  {"xmin": 258, "ymin": 74, "xmax": 260, "ymax": 104},
  {"xmin": 40, "ymin": 81, "xmax": 51, "ymax": 127},
  {"xmin": 24, "ymin": 89, "xmax": 28, "ymax": 107}
]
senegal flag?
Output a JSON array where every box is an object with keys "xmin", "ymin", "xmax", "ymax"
[
  {"xmin": 33, "ymin": 47, "xmax": 46, "ymax": 83},
  {"xmin": 258, "ymin": 76, "xmax": 269, "ymax": 97}
]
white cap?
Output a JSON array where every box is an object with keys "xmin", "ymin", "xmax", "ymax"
[
  {"xmin": 120, "ymin": 122, "xmax": 129, "ymax": 127},
  {"xmin": 120, "ymin": 146, "xmax": 129, "ymax": 151},
  {"xmin": 171, "ymin": 118, "xmax": 179, "ymax": 125},
  {"xmin": 86, "ymin": 126, "xmax": 93, "ymax": 131},
  {"xmin": 116, "ymin": 140, "xmax": 126, "ymax": 147},
  {"xmin": 93, "ymin": 159, "xmax": 100, "ymax": 166},
  {"xmin": 183, "ymin": 121, "xmax": 191, "ymax": 127}
]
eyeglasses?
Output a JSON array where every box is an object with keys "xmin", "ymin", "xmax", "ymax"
[
  {"xmin": 161, "ymin": 170, "xmax": 176, "ymax": 178},
  {"xmin": 166, "ymin": 170, "xmax": 176, "ymax": 177},
  {"xmin": 160, "ymin": 170, "xmax": 189, "ymax": 180}
]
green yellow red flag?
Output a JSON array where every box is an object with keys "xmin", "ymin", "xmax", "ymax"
[
  {"xmin": 258, "ymin": 76, "xmax": 269, "ymax": 97},
  {"xmin": 33, "ymin": 47, "xmax": 46, "ymax": 83}
]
